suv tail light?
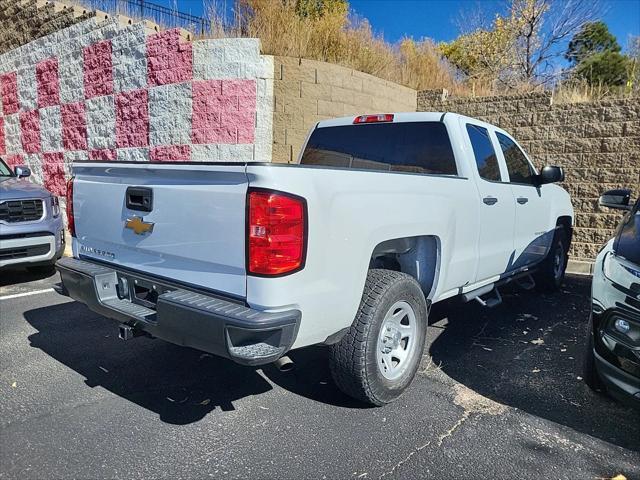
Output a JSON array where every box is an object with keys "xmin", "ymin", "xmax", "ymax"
[
  {"xmin": 66, "ymin": 177, "xmax": 75, "ymax": 237},
  {"xmin": 247, "ymin": 189, "xmax": 306, "ymax": 276},
  {"xmin": 353, "ymin": 113, "xmax": 394, "ymax": 124}
]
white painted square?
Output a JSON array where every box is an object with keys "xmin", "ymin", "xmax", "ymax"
[
  {"xmin": 17, "ymin": 64, "xmax": 37, "ymax": 110},
  {"xmin": 223, "ymin": 39, "xmax": 261, "ymax": 63},
  {"xmin": 193, "ymin": 41, "xmax": 226, "ymax": 80},
  {"xmin": 191, "ymin": 144, "xmax": 219, "ymax": 162},
  {"xmin": 86, "ymin": 95, "xmax": 116, "ymax": 150},
  {"xmin": 149, "ymin": 82, "xmax": 192, "ymax": 146},
  {"xmin": 4, "ymin": 113, "xmax": 22, "ymax": 154},
  {"xmin": 59, "ymin": 50, "xmax": 84, "ymax": 104},
  {"xmin": 40, "ymin": 106, "xmax": 63, "ymax": 152},
  {"xmin": 217, "ymin": 144, "xmax": 254, "ymax": 162},
  {"xmin": 64, "ymin": 150, "xmax": 89, "ymax": 165},
  {"xmin": 253, "ymin": 138, "xmax": 272, "ymax": 162},
  {"xmin": 25, "ymin": 154, "xmax": 44, "ymax": 184},
  {"xmin": 117, "ymin": 147, "xmax": 149, "ymax": 162},
  {"xmin": 112, "ymin": 24, "xmax": 148, "ymax": 93}
]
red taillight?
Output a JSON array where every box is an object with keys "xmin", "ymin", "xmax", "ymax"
[
  {"xmin": 66, "ymin": 177, "xmax": 75, "ymax": 238},
  {"xmin": 248, "ymin": 189, "xmax": 306, "ymax": 276},
  {"xmin": 353, "ymin": 113, "xmax": 394, "ymax": 124}
]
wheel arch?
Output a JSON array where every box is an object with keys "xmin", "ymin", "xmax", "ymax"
[
  {"xmin": 556, "ymin": 215, "xmax": 573, "ymax": 247},
  {"xmin": 369, "ymin": 235, "xmax": 441, "ymax": 300}
]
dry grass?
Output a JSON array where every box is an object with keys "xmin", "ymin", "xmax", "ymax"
[
  {"xmin": 205, "ymin": 0, "xmax": 466, "ymax": 94},
  {"xmin": 65, "ymin": 0, "xmax": 640, "ymax": 103},
  {"xmin": 552, "ymin": 79, "xmax": 636, "ymax": 104}
]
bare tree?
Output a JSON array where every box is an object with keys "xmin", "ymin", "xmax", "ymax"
[
  {"xmin": 446, "ymin": 0, "xmax": 606, "ymax": 89},
  {"xmin": 511, "ymin": 0, "xmax": 606, "ymax": 84}
]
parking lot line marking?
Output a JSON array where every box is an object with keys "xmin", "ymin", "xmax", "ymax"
[{"xmin": 0, "ymin": 288, "xmax": 56, "ymax": 301}]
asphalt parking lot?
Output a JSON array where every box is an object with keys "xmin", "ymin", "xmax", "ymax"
[{"xmin": 1, "ymin": 269, "xmax": 639, "ymax": 479}]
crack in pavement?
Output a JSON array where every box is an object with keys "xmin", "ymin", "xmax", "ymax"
[{"xmin": 378, "ymin": 384, "xmax": 508, "ymax": 478}]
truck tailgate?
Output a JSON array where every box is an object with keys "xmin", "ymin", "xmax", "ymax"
[{"xmin": 72, "ymin": 163, "xmax": 248, "ymax": 298}]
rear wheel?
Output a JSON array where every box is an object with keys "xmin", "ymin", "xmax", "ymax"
[
  {"xmin": 534, "ymin": 227, "xmax": 568, "ymax": 292},
  {"xmin": 329, "ymin": 269, "xmax": 428, "ymax": 406}
]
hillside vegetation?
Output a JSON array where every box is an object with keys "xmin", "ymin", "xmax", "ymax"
[{"xmin": 206, "ymin": 0, "xmax": 639, "ymax": 102}]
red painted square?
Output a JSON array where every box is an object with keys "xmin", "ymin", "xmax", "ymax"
[
  {"xmin": 4, "ymin": 154, "xmax": 22, "ymax": 170},
  {"xmin": 36, "ymin": 57, "xmax": 60, "ymax": 108},
  {"xmin": 83, "ymin": 40, "xmax": 113, "ymax": 99},
  {"xmin": 221, "ymin": 79, "xmax": 256, "ymax": 98},
  {"xmin": 192, "ymin": 80, "xmax": 256, "ymax": 144},
  {"xmin": 61, "ymin": 102, "xmax": 87, "ymax": 150},
  {"xmin": 89, "ymin": 148, "xmax": 117, "ymax": 161},
  {"xmin": 115, "ymin": 89, "xmax": 148, "ymax": 148},
  {"xmin": 150, "ymin": 145, "xmax": 190, "ymax": 162},
  {"xmin": 43, "ymin": 152, "xmax": 66, "ymax": 196},
  {"xmin": 0, "ymin": 117, "xmax": 5, "ymax": 155},
  {"xmin": 1, "ymin": 72, "xmax": 19, "ymax": 115},
  {"xmin": 20, "ymin": 110, "xmax": 41, "ymax": 153},
  {"xmin": 147, "ymin": 29, "xmax": 193, "ymax": 87}
]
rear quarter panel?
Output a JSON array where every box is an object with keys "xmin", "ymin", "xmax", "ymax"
[{"xmin": 246, "ymin": 164, "xmax": 480, "ymax": 348}]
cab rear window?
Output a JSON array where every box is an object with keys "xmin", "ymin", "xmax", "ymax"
[{"xmin": 300, "ymin": 122, "xmax": 458, "ymax": 176}]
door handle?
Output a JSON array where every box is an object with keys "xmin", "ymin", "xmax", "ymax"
[
  {"xmin": 517, "ymin": 197, "xmax": 529, "ymax": 205},
  {"xmin": 126, "ymin": 186, "xmax": 153, "ymax": 212},
  {"xmin": 483, "ymin": 196, "xmax": 498, "ymax": 205}
]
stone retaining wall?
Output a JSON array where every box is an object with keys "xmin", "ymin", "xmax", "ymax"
[
  {"xmin": 418, "ymin": 90, "xmax": 640, "ymax": 268},
  {"xmin": 0, "ymin": 15, "xmax": 275, "ymax": 195},
  {"xmin": 272, "ymin": 57, "xmax": 416, "ymax": 163}
]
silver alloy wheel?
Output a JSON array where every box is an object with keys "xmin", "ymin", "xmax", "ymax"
[
  {"xmin": 376, "ymin": 300, "xmax": 418, "ymax": 381},
  {"xmin": 553, "ymin": 242, "xmax": 565, "ymax": 280}
]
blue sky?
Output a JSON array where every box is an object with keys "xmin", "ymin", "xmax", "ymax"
[{"xmin": 167, "ymin": 0, "xmax": 639, "ymax": 49}]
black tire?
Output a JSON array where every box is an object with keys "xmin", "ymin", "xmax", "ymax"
[
  {"xmin": 583, "ymin": 314, "xmax": 604, "ymax": 392},
  {"xmin": 534, "ymin": 227, "xmax": 568, "ymax": 292},
  {"xmin": 329, "ymin": 269, "xmax": 428, "ymax": 406}
]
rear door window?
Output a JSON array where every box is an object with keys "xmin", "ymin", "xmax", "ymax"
[
  {"xmin": 300, "ymin": 122, "xmax": 458, "ymax": 175},
  {"xmin": 496, "ymin": 132, "xmax": 536, "ymax": 185},
  {"xmin": 466, "ymin": 124, "xmax": 501, "ymax": 182}
]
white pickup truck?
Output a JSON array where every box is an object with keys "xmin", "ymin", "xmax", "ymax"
[{"xmin": 57, "ymin": 112, "xmax": 573, "ymax": 405}]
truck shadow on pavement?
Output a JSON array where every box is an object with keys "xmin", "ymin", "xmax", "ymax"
[
  {"xmin": 23, "ymin": 275, "xmax": 640, "ymax": 445},
  {"xmin": 23, "ymin": 298, "xmax": 364, "ymax": 426},
  {"xmin": 428, "ymin": 274, "xmax": 640, "ymax": 452},
  {"xmin": 23, "ymin": 300, "xmax": 277, "ymax": 425}
]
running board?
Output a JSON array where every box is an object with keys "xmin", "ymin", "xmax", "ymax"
[{"xmin": 462, "ymin": 284, "xmax": 503, "ymax": 308}]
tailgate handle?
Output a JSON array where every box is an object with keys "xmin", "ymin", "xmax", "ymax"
[{"xmin": 126, "ymin": 187, "xmax": 153, "ymax": 212}]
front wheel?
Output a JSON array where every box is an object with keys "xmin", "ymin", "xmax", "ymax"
[
  {"xmin": 329, "ymin": 269, "xmax": 428, "ymax": 406},
  {"xmin": 583, "ymin": 315, "xmax": 604, "ymax": 392}
]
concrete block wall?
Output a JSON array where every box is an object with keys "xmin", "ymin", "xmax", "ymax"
[
  {"xmin": 418, "ymin": 90, "xmax": 640, "ymax": 268},
  {"xmin": 0, "ymin": 15, "xmax": 275, "ymax": 196},
  {"xmin": 0, "ymin": 0, "xmax": 97, "ymax": 55},
  {"xmin": 272, "ymin": 57, "xmax": 417, "ymax": 163}
]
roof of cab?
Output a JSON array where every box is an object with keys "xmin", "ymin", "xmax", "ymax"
[{"xmin": 316, "ymin": 112, "xmax": 449, "ymax": 128}]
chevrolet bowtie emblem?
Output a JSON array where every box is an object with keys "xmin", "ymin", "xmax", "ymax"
[{"xmin": 125, "ymin": 216, "xmax": 155, "ymax": 235}]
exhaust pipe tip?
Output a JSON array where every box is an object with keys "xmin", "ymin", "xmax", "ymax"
[{"xmin": 273, "ymin": 355, "xmax": 294, "ymax": 372}]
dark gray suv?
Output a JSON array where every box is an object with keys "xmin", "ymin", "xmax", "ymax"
[
  {"xmin": 0, "ymin": 158, "xmax": 65, "ymax": 271},
  {"xmin": 584, "ymin": 189, "xmax": 640, "ymax": 408}
]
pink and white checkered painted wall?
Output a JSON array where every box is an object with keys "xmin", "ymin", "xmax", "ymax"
[{"xmin": 0, "ymin": 17, "xmax": 275, "ymax": 195}]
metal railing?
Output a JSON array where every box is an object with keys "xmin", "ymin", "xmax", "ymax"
[{"xmin": 79, "ymin": 0, "xmax": 214, "ymax": 34}]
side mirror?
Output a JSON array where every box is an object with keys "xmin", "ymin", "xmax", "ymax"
[
  {"xmin": 537, "ymin": 165, "xmax": 564, "ymax": 185},
  {"xmin": 14, "ymin": 166, "xmax": 31, "ymax": 178},
  {"xmin": 599, "ymin": 189, "xmax": 632, "ymax": 210}
]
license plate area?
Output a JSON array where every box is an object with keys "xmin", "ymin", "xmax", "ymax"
[{"xmin": 116, "ymin": 274, "xmax": 174, "ymax": 310}]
